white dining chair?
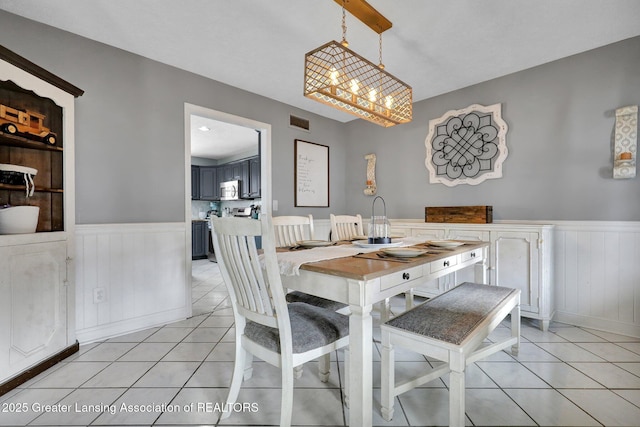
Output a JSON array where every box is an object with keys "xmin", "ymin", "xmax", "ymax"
[
  {"xmin": 272, "ymin": 214, "xmax": 315, "ymax": 247},
  {"xmin": 272, "ymin": 213, "xmax": 348, "ymax": 314},
  {"xmin": 210, "ymin": 216, "xmax": 349, "ymax": 427},
  {"xmin": 273, "ymin": 213, "xmax": 348, "ymax": 313},
  {"xmin": 330, "ymin": 213, "xmax": 364, "ymax": 241}
]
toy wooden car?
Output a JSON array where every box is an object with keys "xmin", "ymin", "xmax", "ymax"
[{"xmin": 0, "ymin": 103, "xmax": 57, "ymax": 145}]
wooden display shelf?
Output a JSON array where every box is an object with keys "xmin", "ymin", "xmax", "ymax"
[
  {"xmin": 0, "ymin": 183, "xmax": 63, "ymax": 193},
  {"xmin": 0, "ymin": 131, "xmax": 63, "ymax": 152}
]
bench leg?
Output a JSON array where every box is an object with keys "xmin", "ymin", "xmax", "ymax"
[
  {"xmin": 449, "ymin": 352, "xmax": 466, "ymax": 427},
  {"xmin": 511, "ymin": 303, "xmax": 521, "ymax": 356},
  {"xmin": 380, "ymin": 330, "xmax": 395, "ymax": 421}
]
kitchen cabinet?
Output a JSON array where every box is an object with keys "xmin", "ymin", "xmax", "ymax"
[
  {"xmin": 191, "ymin": 165, "xmax": 200, "ymax": 200},
  {"xmin": 197, "ymin": 156, "xmax": 259, "ymax": 201},
  {"xmin": 239, "ymin": 160, "xmax": 250, "ymax": 198},
  {"xmin": 199, "ymin": 166, "xmax": 219, "ymax": 201},
  {"xmin": 248, "ymin": 156, "xmax": 261, "ymax": 198},
  {"xmin": 220, "ymin": 164, "xmax": 232, "ymax": 182},
  {"xmin": 192, "ymin": 220, "xmax": 208, "ymax": 259},
  {"xmin": 220, "ymin": 162, "xmax": 242, "ymax": 182},
  {"xmin": 1, "ymin": 45, "xmax": 82, "ymax": 389},
  {"xmin": 390, "ymin": 221, "xmax": 554, "ymax": 330}
]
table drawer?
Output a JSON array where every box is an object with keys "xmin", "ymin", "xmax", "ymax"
[
  {"xmin": 430, "ymin": 255, "xmax": 458, "ymax": 273},
  {"xmin": 380, "ymin": 265, "xmax": 423, "ymax": 290},
  {"xmin": 462, "ymin": 248, "xmax": 482, "ymax": 263}
]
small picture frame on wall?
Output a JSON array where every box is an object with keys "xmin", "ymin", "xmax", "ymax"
[{"xmin": 294, "ymin": 139, "xmax": 329, "ymax": 207}]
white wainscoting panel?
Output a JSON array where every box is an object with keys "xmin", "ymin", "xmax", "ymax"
[
  {"xmin": 75, "ymin": 223, "xmax": 190, "ymax": 343},
  {"xmin": 554, "ymin": 221, "xmax": 640, "ymax": 337}
]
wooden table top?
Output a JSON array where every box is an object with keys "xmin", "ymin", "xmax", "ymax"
[{"xmin": 292, "ymin": 241, "xmax": 489, "ymax": 281}]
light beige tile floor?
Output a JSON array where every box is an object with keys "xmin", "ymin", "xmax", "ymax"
[{"xmin": 1, "ymin": 259, "xmax": 640, "ymax": 426}]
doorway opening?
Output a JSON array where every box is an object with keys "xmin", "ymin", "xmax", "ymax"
[{"xmin": 184, "ymin": 103, "xmax": 271, "ymax": 316}]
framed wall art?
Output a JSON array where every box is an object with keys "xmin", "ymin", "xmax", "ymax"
[
  {"xmin": 294, "ymin": 139, "xmax": 329, "ymax": 207},
  {"xmin": 424, "ymin": 103, "xmax": 508, "ymax": 187}
]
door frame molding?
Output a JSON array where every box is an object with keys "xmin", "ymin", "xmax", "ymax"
[{"xmin": 183, "ymin": 103, "xmax": 272, "ymax": 317}]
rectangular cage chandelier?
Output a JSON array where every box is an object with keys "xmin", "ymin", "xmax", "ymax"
[{"xmin": 304, "ymin": 0, "xmax": 412, "ymax": 127}]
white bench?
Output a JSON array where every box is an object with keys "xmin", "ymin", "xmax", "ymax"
[{"xmin": 380, "ymin": 282, "xmax": 520, "ymax": 427}]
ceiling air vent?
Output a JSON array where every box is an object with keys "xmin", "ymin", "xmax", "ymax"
[{"xmin": 289, "ymin": 115, "xmax": 310, "ymax": 132}]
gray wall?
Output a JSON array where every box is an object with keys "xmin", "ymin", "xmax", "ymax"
[
  {"xmin": 344, "ymin": 36, "xmax": 640, "ymax": 221},
  {"xmin": 2, "ymin": 10, "xmax": 639, "ymax": 222},
  {"xmin": 0, "ymin": 11, "xmax": 347, "ymax": 223}
]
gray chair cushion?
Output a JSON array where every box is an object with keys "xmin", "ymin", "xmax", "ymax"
[
  {"xmin": 385, "ymin": 282, "xmax": 517, "ymax": 345},
  {"xmin": 245, "ymin": 302, "xmax": 349, "ymax": 354},
  {"xmin": 286, "ymin": 291, "xmax": 348, "ymax": 312}
]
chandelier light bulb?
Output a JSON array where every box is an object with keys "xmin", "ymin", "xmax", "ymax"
[
  {"xmin": 385, "ymin": 95, "xmax": 393, "ymax": 109},
  {"xmin": 350, "ymin": 79, "xmax": 360, "ymax": 94},
  {"xmin": 329, "ymin": 68, "xmax": 340, "ymax": 86},
  {"xmin": 368, "ymin": 88, "xmax": 377, "ymax": 102}
]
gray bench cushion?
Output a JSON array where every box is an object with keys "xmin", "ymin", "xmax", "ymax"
[
  {"xmin": 245, "ymin": 302, "xmax": 349, "ymax": 354},
  {"xmin": 385, "ymin": 282, "xmax": 517, "ymax": 345},
  {"xmin": 286, "ymin": 291, "xmax": 348, "ymax": 312}
]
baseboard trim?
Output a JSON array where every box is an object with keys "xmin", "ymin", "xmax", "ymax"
[
  {"xmin": 0, "ymin": 342, "xmax": 79, "ymax": 397},
  {"xmin": 76, "ymin": 306, "xmax": 190, "ymax": 344},
  {"xmin": 555, "ymin": 311, "xmax": 640, "ymax": 339}
]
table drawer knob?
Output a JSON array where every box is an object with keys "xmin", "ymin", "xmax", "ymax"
[
  {"xmin": 471, "ymin": 252, "xmax": 476, "ymax": 258},
  {"xmin": 402, "ymin": 272, "xmax": 410, "ymax": 280},
  {"xmin": 443, "ymin": 260, "xmax": 450, "ymax": 267}
]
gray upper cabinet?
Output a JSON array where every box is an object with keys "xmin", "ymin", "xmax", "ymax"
[
  {"xmin": 191, "ymin": 165, "xmax": 200, "ymax": 200},
  {"xmin": 195, "ymin": 156, "xmax": 259, "ymax": 201},
  {"xmin": 199, "ymin": 166, "xmax": 219, "ymax": 200},
  {"xmin": 248, "ymin": 156, "xmax": 261, "ymax": 198}
]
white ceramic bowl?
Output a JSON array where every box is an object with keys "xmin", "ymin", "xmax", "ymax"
[{"xmin": 0, "ymin": 206, "xmax": 40, "ymax": 234}]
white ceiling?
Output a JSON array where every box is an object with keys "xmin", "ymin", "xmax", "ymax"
[
  {"xmin": 2, "ymin": 0, "xmax": 640, "ymax": 155},
  {"xmin": 190, "ymin": 114, "xmax": 258, "ymax": 160}
]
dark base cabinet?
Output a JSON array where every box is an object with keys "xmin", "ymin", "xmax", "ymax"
[{"xmin": 192, "ymin": 221, "xmax": 208, "ymax": 259}]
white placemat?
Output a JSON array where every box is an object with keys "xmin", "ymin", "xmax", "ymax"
[{"xmin": 266, "ymin": 236, "xmax": 429, "ymax": 276}]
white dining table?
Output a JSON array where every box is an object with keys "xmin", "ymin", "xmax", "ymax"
[{"xmin": 278, "ymin": 239, "xmax": 490, "ymax": 427}]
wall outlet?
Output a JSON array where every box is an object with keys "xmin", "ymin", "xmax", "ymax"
[
  {"xmin": 272, "ymin": 200, "xmax": 278, "ymax": 211},
  {"xmin": 93, "ymin": 287, "xmax": 106, "ymax": 304}
]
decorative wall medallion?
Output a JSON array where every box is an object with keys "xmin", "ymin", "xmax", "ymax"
[{"xmin": 425, "ymin": 103, "xmax": 508, "ymax": 186}]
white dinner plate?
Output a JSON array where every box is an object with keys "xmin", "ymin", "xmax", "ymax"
[
  {"xmin": 296, "ymin": 240, "xmax": 335, "ymax": 248},
  {"xmin": 380, "ymin": 248, "xmax": 428, "ymax": 258},
  {"xmin": 427, "ymin": 240, "xmax": 465, "ymax": 248},
  {"xmin": 352, "ymin": 240, "xmax": 404, "ymax": 249}
]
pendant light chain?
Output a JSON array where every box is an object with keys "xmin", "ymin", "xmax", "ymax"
[
  {"xmin": 341, "ymin": 0, "xmax": 348, "ymax": 46},
  {"xmin": 379, "ymin": 33, "xmax": 384, "ymax": 69}
]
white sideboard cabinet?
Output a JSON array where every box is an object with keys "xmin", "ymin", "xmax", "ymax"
[{"xmin": 390, "ymin": 221, "xmax": 555, "ymax": 330}]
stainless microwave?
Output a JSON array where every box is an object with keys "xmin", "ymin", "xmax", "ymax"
[{"xmin": 220, "ymin": 180, "xmax": 240, "ymax": 201}]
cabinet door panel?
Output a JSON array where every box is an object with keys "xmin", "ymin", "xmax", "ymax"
[
  {"xmin": 192, "ymin": 221, "xmax": 208, "ymax": 259},
  {"xmin": 191, "ymin": 166, "xmax": 200, "ymax": 200},
  {"xmin": 492, "ymin": 231, "xmax": 539, "ymax": 313},
  {"xmin": 249, "ymin": 157, "xmax": 261, "ymax": 198},
  {"xmin": 199, "ymin": 167, "xmax": 218, "ymax": 200},
  {"xmin": 0, "ymin": 240, "xmax": 67, "ymax": 383}
]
